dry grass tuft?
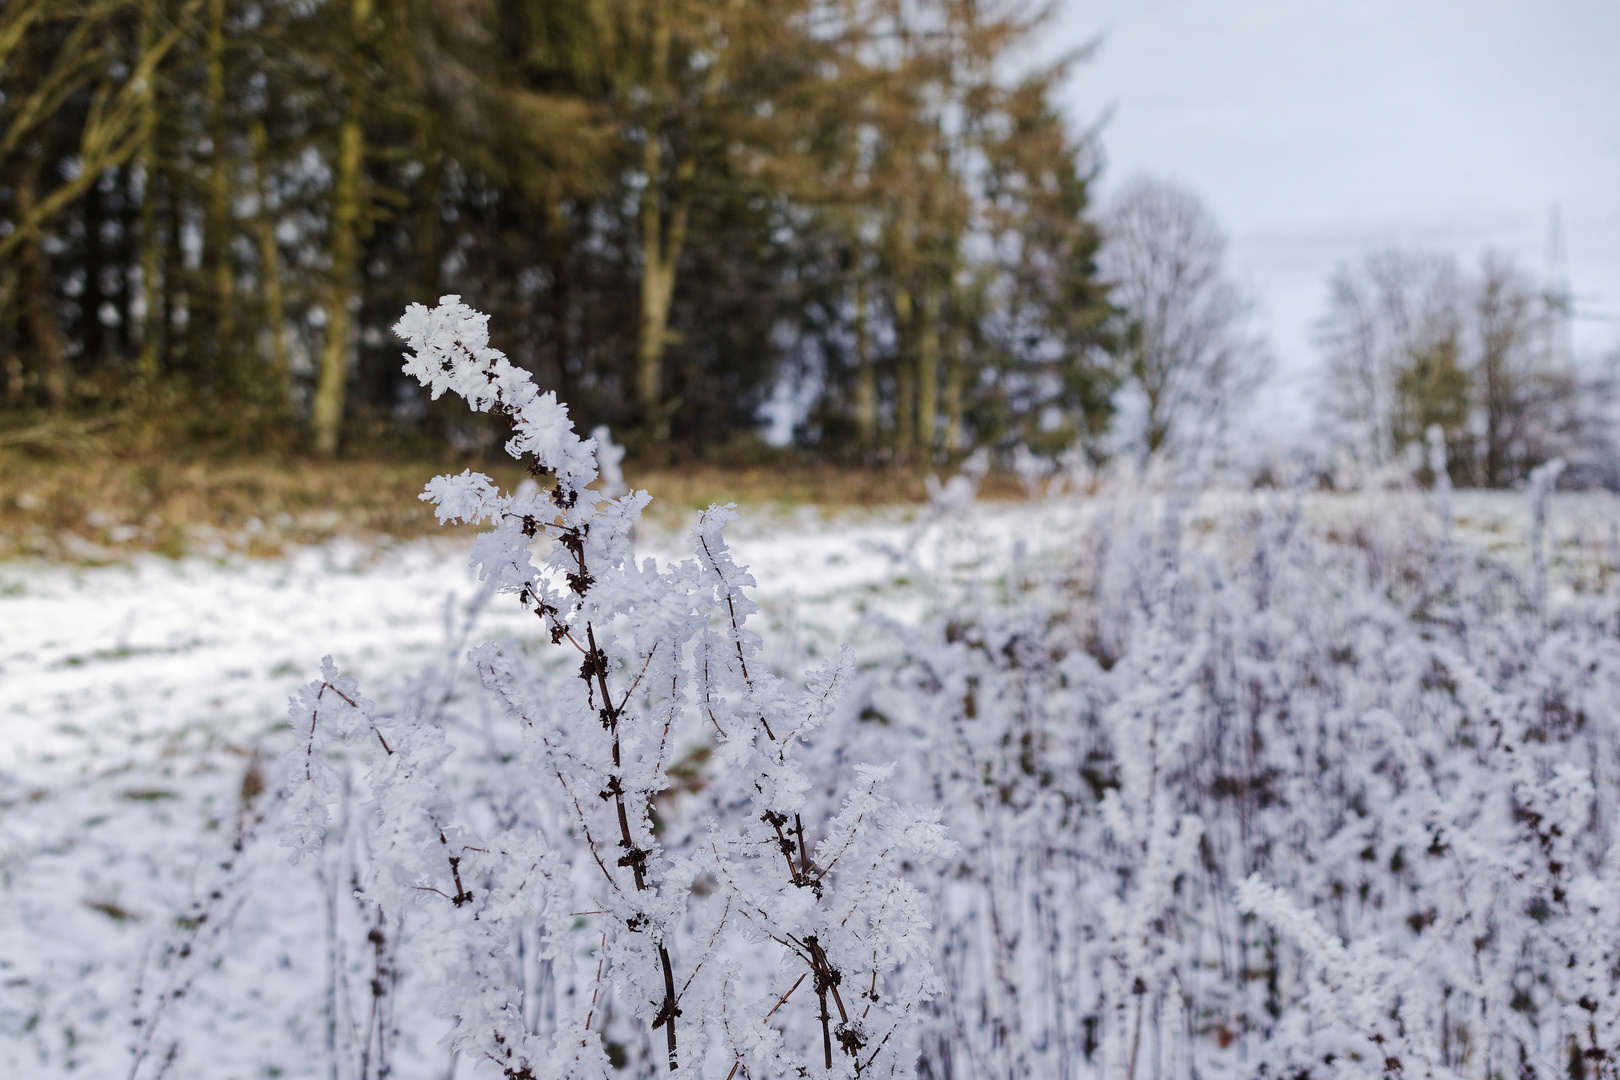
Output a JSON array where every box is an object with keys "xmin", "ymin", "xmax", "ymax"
[
  {"xmin": 0, "ymin": 443, "xmax": 1025, "ymax": 563},
  {"xmin": 0, "ymin": 449, "xmax": 501, "ymax": 561}
]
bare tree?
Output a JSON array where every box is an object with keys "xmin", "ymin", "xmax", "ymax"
[
  {"xmin": 1470, "ymin": 253, "xmax": 1616, "ymax": 487},
  {"xmin": 1319, "ymin": 250, "xmax": 1464, "ymax": 467},
  {"xmin": 1100, "ymin": 176, "xmax": 1269, "ymax": 459},
  {"xmin": 1321, "ymin": 250, "xmax": 1615, "ymax": 486}
]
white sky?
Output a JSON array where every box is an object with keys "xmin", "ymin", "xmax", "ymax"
[{"xmin": 1051, "ymin": 0, "xmax": 1620, "ymax": 447}]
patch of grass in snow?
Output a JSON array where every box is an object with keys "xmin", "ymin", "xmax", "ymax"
[
  {"xmin": 119, "ymin": 789, "xmax": 177, "ymax": 802},
  {"xmin": 1, "ymin": 448, "xmax": 1031, "ymax": 563},
  {"xmin": 54, "ymin": 642, "xmax": 200, "ymax": 668},
  {"xmin": 83, "ymin": 901, "xmax": 136, "ymax": 924}
]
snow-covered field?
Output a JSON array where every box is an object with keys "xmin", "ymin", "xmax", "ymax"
[
  {"xmin": 4, "ymin": 483, "xmax": 1620, "ymax": 1080},
  {"xmin": 7, "ymin": 485, "xmax": 1609, "ymax": 762},
  {"xmin": 0, "ymin": 495, "xmax": 1060, "ymax": 1077},
  {"xmin": 0, "ymin": 501, "xmax": 1009, "ymax": 757}
]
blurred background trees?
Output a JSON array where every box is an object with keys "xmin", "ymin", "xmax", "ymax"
[
  {"xmin": 1098, "ymin": 175, "xmax": 1268, "ymax": 462},
  {"xmin": 1320, "ymin": 248, "xmax": 1612, "ymax": 487},
  {"xmin": 0, "ymin": 0, "xmax": 1114, "ymax": 463},
  {"xmin": 2, "ymin": 0, "xmax": 1610, "ymax": 485}
]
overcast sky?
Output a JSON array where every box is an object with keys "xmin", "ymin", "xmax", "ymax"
[{"xmin": 1052, "ymin": 0, "xmax": 1620, "ymax": 446}]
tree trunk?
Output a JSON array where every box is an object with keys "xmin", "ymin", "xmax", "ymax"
[
  {"xmin": 854, "ymin": 273, "xmax": 875, "ymax": 444},
  {"xmin": 635, "ymin": 168, "xmax": 671, "ymax": 433},
  {"xmin": 413, "ymin": 124, "xmax": 441, "ymax": 304},
  {"xmin": 2, "ymin": 267, "xmax": 23, "ymax": 405},
  {"xmin": 136, "ymin": 5, "xmax": 163, "ymax": 382},
  {"xmin": 633, "ymin": 0, "xmax": 723, "ymax": 443},
  {"xmin": 203, "ymin": 0, "xmax": 236, "ymax": 379},
  {"xmin": 943, "ymin": 322, "xmax": 963, "ymax": 453},
  {"xmin": 635, "ymin": 0, "xmax": 680, "ymax": 441},
  {"xmin": 83, "ymin": 168, "xmax": 108, "ymax": 365},
  {"xmin": 15, "ymin": 164, "xmax": 70, "ymax": 407},
  {"xmin": 917, "ymin": 282, "xmax": 940, "ymax": 455},
  {"xmin": 541, "ymin": 197, "xmax": 572, "ymax": 400},
  {"xmin": 162, "ymin": 149, "xmax": 186, "ymax": 376},
  {"xmin": 112, "ymin": 167, "xmax": 131, "ymax": 358},
  {"xmin": 635, "ymin": 172, "xmax": 693, "ymax": 443},
  {"xmin": 893, "ymin": 282, "xmax": 914, "ymax": 458},
  {"xmin": 251, "ymin": 122, "xmax": 288, "ymax": 406},
  {"xmin": 117, "ymin": 166, "xmax": 137, "ymax": 357},
  {"xmin": 1142, "ymin": 352, "xmax": 1167, "ymax": 455},
  {"xmin": 310, "ymin": 0, "xmax": 371, "ymax": 456},
  {"xmin": 414, "ymin": 130, "xmax": 462, "ymax": 447}
]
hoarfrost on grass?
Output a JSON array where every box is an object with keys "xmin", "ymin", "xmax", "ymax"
[{"xmin": 3, "ymin": 301, "xmax": 1620, "ymax": 1079}]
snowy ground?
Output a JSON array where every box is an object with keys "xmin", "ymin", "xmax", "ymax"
[
  {"xmin": 0, "ymin": 494, "xmax": 1072, "ymax": 1078},
  {"xmin": 3, "ymin": 506, "xmax": 965, "ymax": 757},
  {"xmin": 3, "ymin": 485, "xmax": 1617, "ymax": 1078}
]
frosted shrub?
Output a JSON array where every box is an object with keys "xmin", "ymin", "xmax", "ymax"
[
  {"xmin": 860, "ymin": 483, "xmax": 1620, "ymax": 1080},
  {"xmin": 19, "ymin": 309, "xmax": 1620, "ymax": 1080},
  {"xmin": 284, "ymin": 297, "xmax": 953, "ymax": 1080}
]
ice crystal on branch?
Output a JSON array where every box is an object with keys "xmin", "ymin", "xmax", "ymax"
[{"xmin": 282, "ymin": 296, "xmax": 950, "ymax": 1080}]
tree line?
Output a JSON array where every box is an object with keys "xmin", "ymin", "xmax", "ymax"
[
  {"xmin": 1321, "ymin": 248, "xmax": 1613, "ymax": 488},
  {"xmin": 4, "ymin": 0, "xmax": 1605, "ymax": 483},
  {"xmin": 0, "ymin": 0, "xmax": 1118, "ymax": 461}
]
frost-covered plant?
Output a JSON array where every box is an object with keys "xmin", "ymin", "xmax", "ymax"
[
  {"xmin": 282, "ymin": 297, "xmax": 952, "ymax": 1080},
  {"xmin": 854, "ymin": 477, "xmax": 1620, "ymax": 1080},
  {"xmin": 18, "ymin": 332, "xmax": 1620, "ymax": 1080}
]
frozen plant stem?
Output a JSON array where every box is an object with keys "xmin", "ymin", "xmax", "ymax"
[
  {"xmin": 282, "ymin": 296, "xmax": 952, "ymax": 1080},
  {"xmin": 399, "ymin": 296, "xmax": 687, "ymax": 1068}
]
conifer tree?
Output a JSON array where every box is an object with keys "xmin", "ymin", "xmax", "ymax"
[{"xmin": 0, "ymin": 0, "xmax": 1113, "ymax": 461}]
